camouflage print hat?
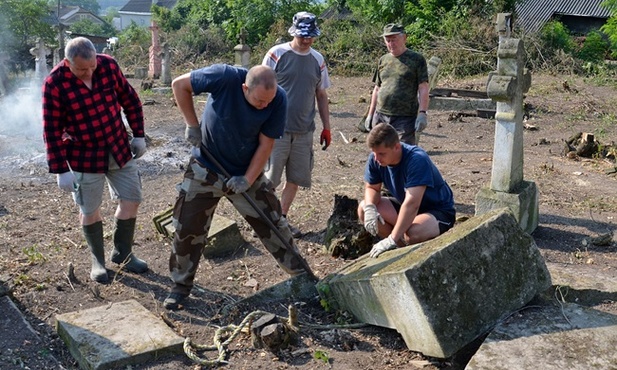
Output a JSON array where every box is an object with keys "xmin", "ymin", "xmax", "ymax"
[
  {"xmin": 288, "ymin": 12, "xmax": 321, "ymax": 38},
  {"xmin": 380, "ymin": 23, "xmax": 406, "ymax": 37}
]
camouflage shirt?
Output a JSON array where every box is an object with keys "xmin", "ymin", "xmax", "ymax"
[{"xmin": 373, "ymin": 49, "xmax": 429, "ymax": 116}]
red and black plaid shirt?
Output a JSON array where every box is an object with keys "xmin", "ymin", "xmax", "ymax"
[{"xmin": 43, "ymin": 54, "xmax": 144, "ymax": 174}]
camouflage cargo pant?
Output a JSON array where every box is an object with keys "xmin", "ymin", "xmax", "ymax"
[{"xmin": 169, "ymin": 157, "xmax": 308, "ymax": 295}]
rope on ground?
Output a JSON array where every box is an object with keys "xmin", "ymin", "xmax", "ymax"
[
  {"xmin": 183, "ymin": 306, "xmax": 368, "ymax": 366},
  {"xmin": 184, "ymin": 309, "xmax": 270, "ymax": 367}
]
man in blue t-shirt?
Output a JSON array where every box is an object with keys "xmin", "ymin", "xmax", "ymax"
[
  {"xmin": 358, "ymin": 123, "xmax": 455, "ymax": 258},
  {"xmin": 165, "ymin": 64, "xmax": 313, "ymax": 309}
]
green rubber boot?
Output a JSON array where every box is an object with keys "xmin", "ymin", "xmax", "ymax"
[
  {"xmin": 83, "ymin": 221, "xmax": 109, "ymax": 283},
  {"xmin": 111, "ymin": 218, "xmax": 148, "ymax": 273}
]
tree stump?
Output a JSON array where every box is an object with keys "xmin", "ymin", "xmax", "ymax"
[{"xmin": 323, "ymin": 195, "xmax": 374, "ymax": 259}]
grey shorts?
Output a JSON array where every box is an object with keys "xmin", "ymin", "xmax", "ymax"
[
  {"xmin": 72, "ymin": 155, "xmax": 142, "ymax": 215},
  {"xmin": 265, "ymin": 131, "xmax": 314, "ymax": 189}
]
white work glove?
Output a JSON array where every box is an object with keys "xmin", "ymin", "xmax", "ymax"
[
  {"xmin": 364, "ymin": 115, "xmax": 372, "ymax": 131},
  {"xmin": 226, "ymin": 176, "xmax": 250, "ymax": 193},
  {"xmin": 369, "ymin": 235, "xmax": 398, "ymax": 258},
  {"xmin": 57, "ymin": 172, "xmax": 77, "ymax": 193},
  {"xmin": 130, "ymin": 137, "xmax": 147, "ymax": 159},
  {"xmin": 363, "ymin": 204, "xmax": 384, "ymax": 236},
  {"xmin": 415, "ymin": 112, "xmax": 428, "ymax": 132},
  {"xmin": 185, "ymin": 125, "xmax": 202, "ymax": 147}
]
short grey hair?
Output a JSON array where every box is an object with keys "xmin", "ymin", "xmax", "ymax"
[{"xmin": 65, "ymin": 37, "xmax": 96, "ymax": 64}]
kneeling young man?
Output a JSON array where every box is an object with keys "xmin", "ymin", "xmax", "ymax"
[{"xmin": 358, "ymin": 123, "xmax": 455, "ymax": 258}]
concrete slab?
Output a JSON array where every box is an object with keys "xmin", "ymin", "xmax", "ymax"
[
  {"xmin": 202, "ymin": 214, "xmax": 245, "ymax": 258},
  {"xmin": 56, "ymin": 299, "xmax": 184, "ymax": 370},
  {"xmin": 153, "ymin": 209, "xmax": 245, "ymax": 258},
  {"xmin": 544, "ymin": 262, "xmax": 617, "ymax": 306},
  {"xmin": 466, "ymin": 303, "xmax": 617, "ymax": 370},
  {"xmin": 429, "ymin": 96, "xmax": 495, "ymax": 112},
  {"xmin": 318, "ymin": 208, "xmax": 551, "ymax": 358}
]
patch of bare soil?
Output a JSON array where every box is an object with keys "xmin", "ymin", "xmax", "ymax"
[{"xmin": 0, "ymin": 73, "xmax": 616, "ymax": 369}]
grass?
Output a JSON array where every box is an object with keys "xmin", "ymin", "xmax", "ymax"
[{"xmin": 22, "ymin": 245, "xmax": 46, "ymax": 264}]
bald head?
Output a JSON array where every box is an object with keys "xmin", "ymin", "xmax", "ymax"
[{"xmin": 245, "ymin": 65, "xmax": 277, "ymax": 90}]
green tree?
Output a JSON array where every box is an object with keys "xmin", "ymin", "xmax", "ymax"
[
  {"xmin": 601, "ymin": 0, "xmax": 617, "ymax": 57},
  {"xmin": 0, "ymin": 0, "xmax": 54, "ymax": 72},
  {"xmin": 69, "ymin": 19, "xmax": 116, "ymax": 37}
]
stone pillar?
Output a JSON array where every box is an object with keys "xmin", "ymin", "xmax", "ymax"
[
  {"xmin": 159, "ymin": 42, "xmax": 172, "ymax": 86},
  {"xmin": 234, "ymin": 28, "xmax": 251, "ymax": 69},
  {"xmin": 30, "ymin": 38, "xmax": 50, "ymax": 85},
  {"xmin": 148, "ymin": 21, "xmax": 161, "ymax": 79},
  {"xmin": 475, "ymin": 13, "xmax": 538, "ymax": 234}
]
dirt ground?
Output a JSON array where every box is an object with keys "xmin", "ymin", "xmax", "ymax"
[{"xmin": 1, "ymin": 72, "xmax": 616, "ymax": 370}]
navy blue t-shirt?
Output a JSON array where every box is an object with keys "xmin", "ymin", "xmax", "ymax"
[
  {"xmin": 190, "ymin": 64, "xmax": 287, "ymax": 176},
  {"xmin": 364, "ymin": 144, "xmax": 455, "ymax": 214}
]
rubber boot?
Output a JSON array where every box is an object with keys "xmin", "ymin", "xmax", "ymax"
[
  {"xmin": 83, "ymin": 221, "xmax": 109, "ymax": 283},
  {"xmin": 111, "ymin": 218, "xmax": 148, "ymax": 273}
]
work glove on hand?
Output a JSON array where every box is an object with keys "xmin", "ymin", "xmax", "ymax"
[
  {"xmin": 57, "ymin": 172, "xmax": 77, "ymax": 193},
  {"xmin": 320, "ymin": 129, "xmax": 331, "ymax": 150},
  {"xmin": 130, "ymin": 137, "xmax": 147, "ymax": 159},
  {"xmin": 415, "ymin": 112, "xmax": 428, "ymax": 133},
  {"xmin": 363, "ymin": 203, "xmax": 384, "ymax": 236},
  {"xmin": 226, "ymin": 176, "xmax": 250, "ymax": 194},
  {"xmin": 369, "ymin": 235, "xmax": 398, "ymax": 258},
  {"xmin": 185, "ymin": 125, "xmax": 202, "ymax": 147},
  {"xmin": 364, "ymin": 115, "xmax": 373, "ymax": 131}
]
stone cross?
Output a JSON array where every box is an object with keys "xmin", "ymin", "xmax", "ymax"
[
  {"xmin": 234, "ymin": 28, "xmax": 251, "ymax": 69},
  {"xmin": 30, "ymin": 38, "xmax": 50, "ymax": 84},
  {"xmin": 475, "ymin": 13, "xmax": 538, "ymax": 234},
  {"xmin": 148, "ymin": 21, "xmax": 161, "ymax": 79},
  {"xmin": 159, "ymin": 42, "xmax": 172, "ymax": 86}
]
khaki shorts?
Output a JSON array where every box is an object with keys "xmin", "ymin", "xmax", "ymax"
[
  {"xmin": 72, "ymin": 155, "xmax": 142, "ymax": 215},
  {"xmin": 265, "ymin": 131, "xmax": 314, "ymax": 189}
]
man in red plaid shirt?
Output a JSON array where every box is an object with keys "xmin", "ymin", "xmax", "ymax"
[{"xmin": 43, "ymin": 37, "xmax": 148, "ymax": 283}]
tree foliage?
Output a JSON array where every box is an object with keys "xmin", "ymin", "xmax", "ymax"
[
  {"xmin": 69, "ymin": 19, "xmax": 117, "ymax": 37},
  {"xmin": 0, "ymin": 0, "xmax": 55, "ymax": 73}
]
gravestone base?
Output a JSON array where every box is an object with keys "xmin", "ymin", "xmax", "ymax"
[{"xmin": 475, "ymin": 180, "xmax": 538, "ymax": 234}]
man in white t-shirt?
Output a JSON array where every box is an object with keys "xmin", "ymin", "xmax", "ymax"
[{"xmin": 262, "ymin": 11, "xmax": 332, "ymax": 237}]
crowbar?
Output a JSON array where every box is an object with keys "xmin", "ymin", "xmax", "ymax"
[{"xmin": 199, "ymin": 144, "xmax": 318, "ymax": 281}]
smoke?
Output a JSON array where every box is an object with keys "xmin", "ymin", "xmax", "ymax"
[{"xmin": 0, "ymin": 79, "xmax": 45, "ymax": 154}]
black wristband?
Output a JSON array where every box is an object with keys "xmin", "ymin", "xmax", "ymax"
[{"xmin": 419, "ymin": 110, "xmax": 427, "ymax": 114}]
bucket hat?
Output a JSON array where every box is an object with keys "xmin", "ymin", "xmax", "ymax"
[{"xmin": 288, "ymin": 12, "xmax": 321, "ymax": 38}]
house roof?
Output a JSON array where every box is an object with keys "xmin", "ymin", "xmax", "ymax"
[
  {"xmin": 49, "ymin": 5, "xmax": 106, "ymax": 26},
  {"xmin": 515, "ymin": 0, "xmax": 614, "ymax": 33},
  {"xmin": 119, "ymin": 0, "xmax": 177, "ymax": 13}
]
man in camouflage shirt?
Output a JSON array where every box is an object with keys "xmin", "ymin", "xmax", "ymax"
[{"xmin": 365, "ymin": 24, "xmax": 430, "ymax": 145}]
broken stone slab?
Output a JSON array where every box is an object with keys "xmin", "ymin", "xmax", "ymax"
[
  {"xmin": 56, "ymin": 299, "xmax": 184, "ymax": 370},
  {"xmin": 317, "ymin": 208, "xmax": 551, "ymax": 358},
  {"xmin": 153, "ymin": 209, "xmax": 245, "ymax": 258},
  {"xmin": 429, "ymin": 96, "xmax": 496, "ymax": 112},
  {"xmin": 543, "ymin": 262, "xmax": 617, "ymax": 306},
  {"xmin": 466, "ymin": 303, "xmax": 617, "ymax": 370}
]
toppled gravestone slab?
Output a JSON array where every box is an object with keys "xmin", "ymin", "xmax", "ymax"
[
  {"xmin": 317, "ymin": 208, "xmax": 551, "ymax": 358},
  {"xmin": 466, "ymin": 303, "xmax": 617, "ymax": 369},
  {"xmin": 56, "ymin": 299, "xmax": 184, "ymax": 370}
]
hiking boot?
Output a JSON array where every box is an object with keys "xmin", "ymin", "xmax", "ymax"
[{"xmin": 163, "ymin": 292, "xmax": 188, "ymax": 310}]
